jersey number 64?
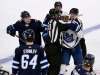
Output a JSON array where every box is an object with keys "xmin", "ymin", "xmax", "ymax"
[{"xmin": 21, "ymin": 54, "xmax": 38, "ymax": 69}]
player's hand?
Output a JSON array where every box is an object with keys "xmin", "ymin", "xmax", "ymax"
[
  {"xmin": 61, "ymin": 16, "xmax": 69, "ymax": 22},
  {"xmin": 7, "ymin": 25, "xmax": 16, "ymax": 37}
]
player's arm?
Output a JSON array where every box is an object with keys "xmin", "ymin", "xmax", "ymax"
[
  {"xmin": 12, "ymin": 47, "xmax": 20, "ymax": 75},
  {"xmin": 7, "ymin": 21, "xmax": 19, "ymax": 37},
  {"xmin": 36, "ymin": 20, "xmax": 45, "ymax": 32},
  {"xmin": 69, "ymin": 20, "xmax": 81, "ymax": 31},
  {"xmin": 59, "ymin": 20, "xmax": 80, "ymax": 32},
  {"xmin": 43, "ymin": 14, "xmax": 52, "ymax": 36},
  {"xmin": 42, "ymin": 14, "xmax": 51, "ymax": 45},
  {"xmin": 39, "ymin": 48, "xmax": 50, "ymax": 75},
  {"xmin": 43, "ymin": 14, "xmax": 51, "ymax": 25}
]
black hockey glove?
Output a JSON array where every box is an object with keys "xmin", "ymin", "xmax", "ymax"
[{"xmin": 7, "ymin": 25, "xmax": 16, "ymax": 37}]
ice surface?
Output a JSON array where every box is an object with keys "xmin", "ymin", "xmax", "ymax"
[{"xmin": 0, "ymin": 0, "xmax": 100, "ymax": 74}]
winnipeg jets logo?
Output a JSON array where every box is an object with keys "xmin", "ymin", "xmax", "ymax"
[{"xmin": 64, "ymin": 33, "xmax": 74, "ymax": 43}]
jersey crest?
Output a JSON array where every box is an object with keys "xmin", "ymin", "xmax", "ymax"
[{"xmin": 60, "ymin": 29, "xmax": 81, "ymax": 48}]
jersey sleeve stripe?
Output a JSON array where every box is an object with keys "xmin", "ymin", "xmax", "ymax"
[
  {"xmin": 40, "ymin": 59, "xmax": 48, "ymax": 64},
  {"xmin": 41, "ymin": 64, "xmax": 50, "ymax": 69},
  {"xmin": 12, "ymin": 65, "xmax": 19, "ymax": 69},
  {"xmin": 13, "ymin": 60, "xmax": 19, "ymax": 64}
]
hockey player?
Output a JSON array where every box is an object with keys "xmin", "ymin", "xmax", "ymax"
[
  {"xmin": 11, "ymin": 29, "xmax": 49, "ymax": 75},
  {"xmin": 59, "ymin": 8, "xmax": 84, "ymax": 75},
  {"xmin": 71, "ymin": 54, "xmax": 96, "ymax": 75},
  {"xmin": 69, "ymin": 8, "xmax": 87, "ymax": 58},
  {"xmin": 7, "ymin": 11, "xmax": 44, "ymax": 46}
]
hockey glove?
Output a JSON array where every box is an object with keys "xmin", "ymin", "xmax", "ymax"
[{"xmin": 7, "ymin": 25, "xmax": 16, "ymax": 37}]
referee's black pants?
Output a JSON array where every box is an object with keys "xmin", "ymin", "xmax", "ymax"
[{"xmin": 44, "ymin": 42, "xmax": 61, "ymax": 75}]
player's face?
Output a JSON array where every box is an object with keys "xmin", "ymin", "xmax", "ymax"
[
  {"xmin": 23, "ymin": 16, "xmax": 31, "ymax": 24},
  {"xmin": 55, "ymin": 6, "xmax": 62, "ymax": 11},
  {"xmin": 70, "ymin": 13, "xmax": 77, "ymax": 20},
  {"xmin": 83, "ymin": 64, "xmax": 92, "ymax": 71}
]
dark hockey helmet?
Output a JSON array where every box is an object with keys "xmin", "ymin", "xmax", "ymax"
[
  {"xmin": 69, "ymin": 8, "xmax": 79, "ymax": 15},
  {"xmin": 22, "ymin": 29, "xmax": 35, "ymax": 42},
  {"xmin": 21, "ymin": 11, "xmax": 30, "ymax": 18},
  {"xmin": 54, "ymin": 1, "xmax": 62, "ymax": 7},
  {"xmin": 84, "ymin": 54, "xmax": 95, "ymax": 67},
  {"xmin": 49, "ymin": 8, "xmax": 62, "ymax": 16}
]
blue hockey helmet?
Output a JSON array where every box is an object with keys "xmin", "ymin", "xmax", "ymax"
[
  {"xmin": 69, "ymin": 8, "xmax": 79, "ymax": 15},
  {"xmin": 21, "ymin": 11, "xmax": 30, "ymax": 18},
  {"xmin": 22, "ymin": 29, "xmax": 35, "ymax": 42},
  {"xmin": 84, "ymin": 54, "xmax": 95, "ymax": 66}
]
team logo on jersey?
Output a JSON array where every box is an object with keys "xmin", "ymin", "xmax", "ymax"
[
  {"xmin": 63, "ymin": 33, "xmax": 74, "ymax": 43},
  {"xmin": 60, "ymin": 29, "xmax": 80, "ymax": 48}
]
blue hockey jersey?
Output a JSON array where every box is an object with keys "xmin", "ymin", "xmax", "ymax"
[
  {"xmin": 7, "ymin": 19, "xmax": 44, "ymax": 45},
  {"xmin": 12, "ymin": 44, "xmax": 49, "ymax": 75},
  {"xmin": 71, "ymin": 65, "xmax": 96, "ymax": 75}
]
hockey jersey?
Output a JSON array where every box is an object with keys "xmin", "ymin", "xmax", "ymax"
[
  {"xmin": 12, "ymin": 44, "xmax": 49, "ymax": 75},
  {"xmin": 43, "ymin": 12, "xmax": 80, "ymax": 44},
  {"xmin": 71, "ymin": 65, "xmax": 96, "ymax": 75},
  {"xmin": 60, "ymin": 18, "xmax": 83, "ymax": 48},
  {"xmin": 7, "ymin": 19, "xmax": 44, "ymax": 45}
]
